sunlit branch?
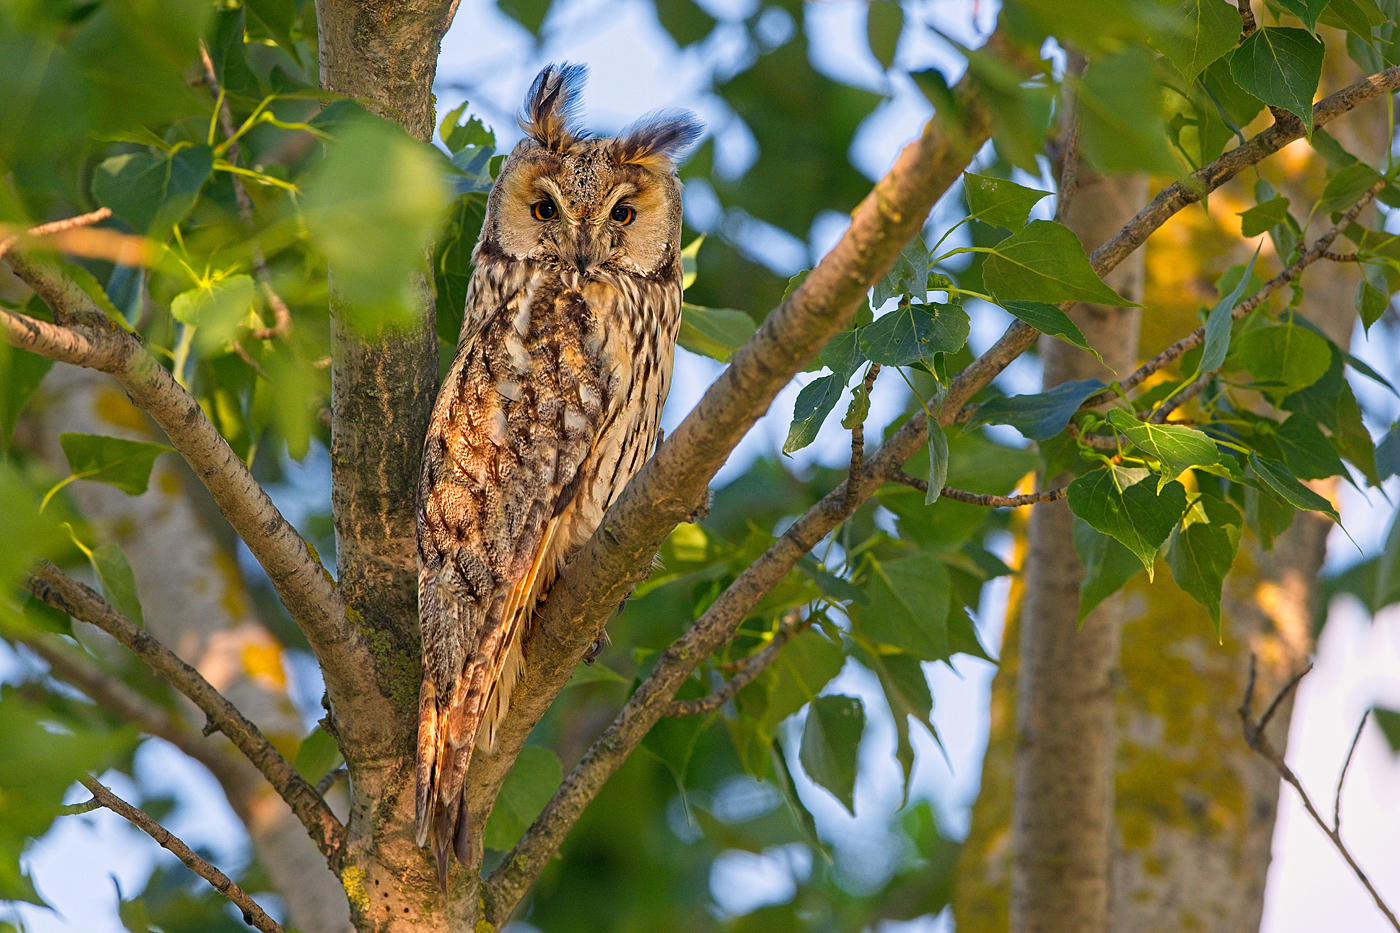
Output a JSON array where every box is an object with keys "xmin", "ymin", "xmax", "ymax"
[
  {"xmin": 1239, "ymin": 658, "xmax": 1399, "ymax": 932},
  {"xmin": 0, "ymin": 249, "xmax": 387, "ymax": 773},
  {"xmin": 77, "ymin": 776, "xmax": 286, "ymax": 933},
  {"xmin": 24, "ymin": 562, "xmax": 345, "ymax": 865},
  {"xmin": 0, "ymin": 207, "xmax": 113, "ymax": 261}
]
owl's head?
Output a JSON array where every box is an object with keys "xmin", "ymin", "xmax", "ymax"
[{"xmin": 479, "ymin": 63, "xmax": 703, "ymax": 280}]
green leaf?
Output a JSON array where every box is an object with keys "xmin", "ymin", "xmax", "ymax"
[
  {"xmin": 1276, "ymin": 0, "xmax": 1333, "ymax": 31},
  {"xmin": 1155, "ymin": 0, "xmax": 1245, "ymax": 81},
  {"xmin": 170, "ymin": 275, "xmax": 258, "ymax": 354},
  {"xmin": 1233, "ymin": 322, "xmax": 1331, "ymax": 395},
  {"xmin": 498, "ymin": 0, "xmax": 553, "ymax": 33},
  {"xmin": 483, "ymin": 745, "xmax": 562, "ymax": 850},
  {"xmin": 874, "ymin": 237, "xmax": 930, "ymax": 306},
  {"xmin": 947, "ymin": 601, "xmax": 993, "ymax": 661},
  {"xmin": 438, "ymin": 102, "xmax": 494, "ymax": 155},
  {"xmin": 867, "ymin": 0, "xmax": 903, "ymax": 70},
  {"xmin": 965, "ymin": 378, "xmax": 1106, "ymax": 441},
  {"xmin": 1372, "ymin": 509, "xmax": 1400, "ymax": 612},
  {"xmin": 863, "ymin": 649, "xmax": 935, "ymax": 799},
  {"xmin": 1166, "ymin": 493, "xmax": 1243, "ymax": 631},
  {"xmin": 1077, "ymin": 48, "xmax": 1178, "ymax": 175},
  {"xmin": 292, "ymin": 726, "xmax": 343, "ymax": 784},
  {"xmin": 1249, "ymin": 452, "xmax": 1340, "ymax": 521},
  {"xmin": 819, "ymin": 329, "xmax": 867, "ymax": 382},
  {"xmin": 678, "ymin": 303, "xmax": 756, "ymax": 362},
  {"xmin": 642, "ymin": 677, "xmax": 708, "ymax": 791},
  {"xmin": 1319, "ymin": 0, "xmax": 1388, "ymax": 36},
  {"xmin": 982, "ymin": 220, "xmax": 1134, "ymax": 306},
  {"xmin": 858, "ymin": 554, "xmax": 952, "ymax": 661},
  {"xmin": 58, "ymin": 433, "xmax": 172, "ymax": 496},
  {"xmin": 859, "ymin": 303, "xmax": 969, "ymax": 367},
  {"xmin": 926, "ymin": 421, "xmax": 949, "ymax": 505},
  {"xmin": 1202, "ymin": 55, "xmax": 1267, "ymax": 129},
  {"xmin": 1106, "ymin": 409, "xmax": 1220, "ymax": 487},
  {"xmin": 799, "ymin": 694, "xmax": 865, "ymax": 815},
  {"xmin": 1067, "ymin": 467, "xmax": 1188, "ymax": 577},
  {"xmin": 1317, "ymin": 161, "xmax": 1382, "ymax": 214},
  {"xmin": 91, "ymin": 144, "xmax": 214, "ymax": 239},
  {"xmin": 434, "ymin": 191, "xmax": 489, "ymax": 343},
  {"xmin": 963, "ymin": 172, "xmax": 1051, "ymax": 229},
  {"xmin": 1228, "ymin": 27, "xmax": 1325, "ymax": 129},
  {"xmin": 1, "ymin": 339, "xmax": 54, "ymax": 447},
  {"xmin": 1275, "ymin": 414, "xmax": 1348, "ymax": 480},
  {"xmin": 1238, "ymin": 196, "xmax": 1293, "ymax": 237},
  {"xmin": 1357, "ymin": 278, "xmax": 1389, "ymax": 333},
  {"xmin": 1073, "ymin": 517, "xmax": 1144, "ymax": 623},
  {"xmin": 90, "ymin": 543, "xmax": 145, "ymax": 628},
  {"xmin": 1373, "ymin": 707, "xmax": 1400, "ymax": 754},
  {"xmin": 1378, "ymin": 423, "xmax": 1400, "ymax": 480},
  {"xmin": 960, "ymin": 43, "xmax": 1055, "ymax": 172},
  {"xmin": 654, "ymin": 0, "xmax": 717, "ymax": 47},
  {"xmin": 1196, "ymin": 248, "xmax": 1261, "ymax": 377},
  {"xmin": 783, "ymin": 373, "xmax": 845, "ymax": 454},
  {"xmin": 0, "ymin": 687, "xmax": 137, "ymax": 902},
  {"xmin": 302, "ymin": 113, "xmax": 448, "ymax": 331},
  {"xmin": 1004, "ymin": 302, "xmax": 1102, "ymax": 361}
]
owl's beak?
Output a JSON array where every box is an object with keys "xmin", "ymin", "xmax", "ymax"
[{"xmin": 572, "ymin": 221, "xmax": 605, "ymax": 275}]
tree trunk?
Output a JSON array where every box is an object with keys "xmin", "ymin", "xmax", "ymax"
[
  {"xmin": 314, "ymin": 2, "xmax": 465, "ymax": 929},
  {"xmin": 1008, "ymin": 168, "xmax": 1147, "ymax": 933},
  {"xmin": 24, "ymin": 366, "xmax": 352, "ymax": 933}
]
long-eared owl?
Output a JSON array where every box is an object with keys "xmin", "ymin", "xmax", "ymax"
[{"xmin": 414, "ymin": 63, "xmax": 702, "ymax": 881}]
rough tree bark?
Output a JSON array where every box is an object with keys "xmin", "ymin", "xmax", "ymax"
[
  {"xmin": 314, "ymin": 1, "xmax": 464, "ymax": 928},
  {"xmin": 1009, "ymin": 165, "xmax": 1147, "ymax": 933}
]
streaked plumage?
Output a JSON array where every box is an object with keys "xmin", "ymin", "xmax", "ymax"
[{"xmin": 414, "ymin": 63, "xmax": 702, "ymax": 884}]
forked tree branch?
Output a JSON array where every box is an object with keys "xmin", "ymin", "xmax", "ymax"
[
  {"xmin": 0, "ymin": 248, "xmax": 391, "ymax": 767},
  {"xmin": 24, "ymin": 562, "xmax": 345, "ymax": 865},
  {"xmin": 1239, "ymin": 658, "xmax": 1400, "ymax": 931},
  {"xmin": 479, "ymin": 62, "xmax": 1400, "ymax": 921},
  {"xmin": 665, "ymin": 611, "xmax": 809, "ymax": 718},
  {"xmin": 77, "ymin": 776, "xmax": 286, "ymax": 933}
]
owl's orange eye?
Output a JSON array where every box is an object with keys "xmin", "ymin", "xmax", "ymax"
[
  {"xmin": 532, "ymin": 200, "xmax": 557, "ymax": 221},
  {"xmin": 610, "ymin": 204, "xmax": 635, "ymax": 225}
]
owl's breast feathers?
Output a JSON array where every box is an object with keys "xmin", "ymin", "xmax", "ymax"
[{"xmin": 414, "ymin": 261, "xmax": 680, "ymax": 884}]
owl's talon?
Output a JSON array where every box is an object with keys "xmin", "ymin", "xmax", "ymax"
[{"xmin": 583, "ymin": 629, "xmax": 611, "ymax": 664}]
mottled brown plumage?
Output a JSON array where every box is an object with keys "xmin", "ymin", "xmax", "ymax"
[{"xmin": 414, "ymin": 63, "xmax": 701, "ymax": 884}]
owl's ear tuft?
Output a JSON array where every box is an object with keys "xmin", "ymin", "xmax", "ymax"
[
  {"xmin": 519, "ymin": 62, "xmax": 588, "ymax": 151},
  {"xmin": 612, "ymin": 111, "xmax": 704, "ymax": 171}
]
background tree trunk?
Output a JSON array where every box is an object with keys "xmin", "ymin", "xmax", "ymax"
[
  {"xmin": 1008, "ymin": 167, "xmax": 1147, "ymax": 933},
  {"xmin": 23, "ymin": 366, "xmax": 352, "ymax": 933},
  {"xmin": 956, "ymin": 47, "xmax": 1383, "ymax": 930}
]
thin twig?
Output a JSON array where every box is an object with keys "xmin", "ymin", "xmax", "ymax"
[
  {"xmin": 844, "ymin": 364, "xmax": 881, "ymax": 514},
  {"xmin": 1321, "ymin": 250, "xmax": 1360, "ymax": 262},
  {"xmin": 667, "ymin": 614, "xmax": 809, "ymax": 718},
  {"xmin": 316, "ymin": 764, "xmax": 349, "ymax": 798},
  {"xmin": 78, "ymin": 776, "xmax": 285, "ymax": 933},
  {"xmin": 0, "ymin": 207, "xmax": 114, "ymax": 261},
  {"xmin": 1239, "ymin": 660, "xmax": 1399, "ymax": 931},
  {"xmin": 197, "ymin": 42, "xmax": 293, "ymax": 341},
  {"xmin": 24, "ymin": 562, "xmax": 344, "ymax": 865},
  {"xmin": 888, "ymin": 469, "xmax": 1068, "ymax": 506},
  {"xmin": 1334, "ymin": 710, "xmax": 1370, "ymax": 833},
  {"xmin": 1053, "ymin": 56, "xmax": 1084, "ymax": 225}
]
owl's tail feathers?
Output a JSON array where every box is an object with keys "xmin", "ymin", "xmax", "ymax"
[{"xmin": 415, "ymin": 678, "xmax": 478, "ymax": 891}]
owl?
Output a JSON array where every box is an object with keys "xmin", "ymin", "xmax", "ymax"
[{"xmin": 414, "ymin": 63, "xmax": 702, "ymax": 883}]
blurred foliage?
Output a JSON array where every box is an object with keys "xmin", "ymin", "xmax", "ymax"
[{"xmin": 1, "ymin": 0, "xmax": 1399, "ymax": 930}]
